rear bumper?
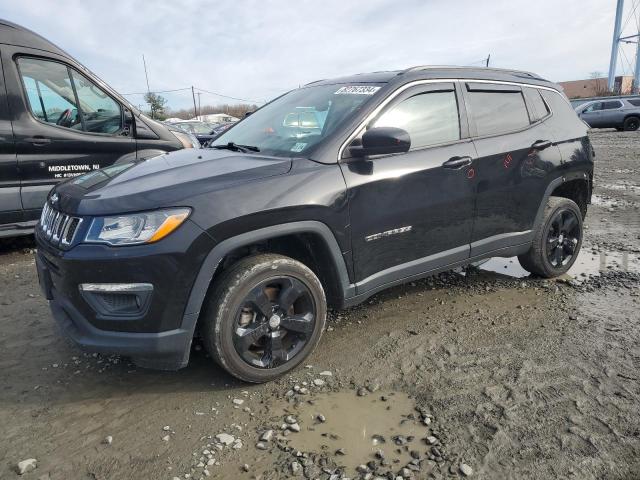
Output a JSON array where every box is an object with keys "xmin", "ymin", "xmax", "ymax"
[{"xmin": 47, "ymin": 283, "xmax": 195, "ymax": 370}]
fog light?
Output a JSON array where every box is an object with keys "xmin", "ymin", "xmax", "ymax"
[{"xmin": 79, "ymin": 283, "xmax": 153, "ymax": 319}]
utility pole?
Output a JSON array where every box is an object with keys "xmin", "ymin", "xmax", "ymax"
[
  {"xmin": 191, "ymin": 86, "xmax": 198, "ymax": 120},
  {"xmin": 486, "ymin": 54, "xmax": 490, "ymax": 67},
  {"xmin": 608, "ymin": 0, "xmax": 625, "ymax": 92},
  {"xmin": 142, "ymin": 54, "xmax": 152, "ymax": 118}
]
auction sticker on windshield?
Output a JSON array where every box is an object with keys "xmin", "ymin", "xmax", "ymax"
[
  {"xmin": 291, "ymin": 143, "xmax": 307, "ymax": 152},
  {"xmin": 334, "ymin": 86, "xmax": 381, "ymax": 95}
]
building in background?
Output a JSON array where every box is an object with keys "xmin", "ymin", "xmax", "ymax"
[{"xmin": 559, "ymin": 76, "xmax": 634, "ymax": 99}]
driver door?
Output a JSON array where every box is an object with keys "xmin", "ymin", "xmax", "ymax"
[{"xmin": 3, "ymin": 47, "xmax": 134, "ymax": 219}]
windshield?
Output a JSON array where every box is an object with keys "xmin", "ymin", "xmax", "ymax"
[{"xmin": 211, "ymin": 83, "xmax": 383, "ymax": 156}]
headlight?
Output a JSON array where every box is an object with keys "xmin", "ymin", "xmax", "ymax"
[
  {"xmin": 171, "ymin": 130, "xmax": 200, "ymax": 149},
  {"xmin": 85, "ymin": 208, "xmax": 191, "ymax": 246}
]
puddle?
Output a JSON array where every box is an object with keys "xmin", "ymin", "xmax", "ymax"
[
  {"xmin": 288, "ymin": 391, "xmax": 426, "ymax": 473},
  {"xmin": 478, "ymin": 248, "xmax": 640, "ymax": 281}
]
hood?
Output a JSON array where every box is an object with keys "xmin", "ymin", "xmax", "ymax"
[{"xmin": 54, "ymin": 148, "xmax": 292, "ymax": 216}]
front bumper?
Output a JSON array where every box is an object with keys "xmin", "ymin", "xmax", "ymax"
[{"xmin": 35, "ymin": 218, "xmax": 215, "ymax": 370}]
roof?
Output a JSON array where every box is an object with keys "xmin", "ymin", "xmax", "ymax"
[
  {"xmin": 0, "ymin": 19, "xmax": 69, "ymax": 57},
  {"xmin": 307, "ymin": 65, "xmax": 557, "ymax": 90}
]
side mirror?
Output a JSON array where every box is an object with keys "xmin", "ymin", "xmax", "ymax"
[{"xmin": 349, "ymin": 127, "xmax": 411, "ymax": 157}]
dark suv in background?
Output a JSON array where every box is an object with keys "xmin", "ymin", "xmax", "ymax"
[
  {"xmin": 576, "ymin": 97, "xmax": 640, "ymax": 131},
  {"xmin": 0, "ymin": 20, "xmax": 197, "ymax": 239},
  {"xmin": 36, "ymin": 66, "xmax": 593, "ymax": 382}
]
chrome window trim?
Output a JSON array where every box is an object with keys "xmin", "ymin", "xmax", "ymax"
[{"xmin": 337, "ymin": 78, "xmax": 566, "ymax": 161}]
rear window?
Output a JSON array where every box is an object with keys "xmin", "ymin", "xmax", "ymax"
[
  {"xmin": 466, "ymin": 85, "xmax": 530, "ymax": 136},
  {"xmin": 523, "ymin": 87, "xmax": 550, "ymax": 122},
  {"xmin": 628, "ymin": 99, "xmax": 640, "ymax": 107},
  {"xmin": 602, "ymin": 100, "xmax": 622, "ymax": 110}
]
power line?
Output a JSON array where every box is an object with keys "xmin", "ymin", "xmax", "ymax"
[
  {"xmin": 121, "ymin": 87, "xmax": 192, "ymax": 96},
  {"xmin": 193, "ymin": 87, "xmax": 262, "ymax": 104}
]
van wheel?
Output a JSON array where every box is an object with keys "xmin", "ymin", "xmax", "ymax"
[
  {"xmin": 201, "ymin": 254, "xmax": 326, "ymax": 383},
  {"xmin": 518, "ymin": 197, "xmax": 583, "ymax": 278},
  {"xmin": 624, "ymin": 116, "xmax": 640, "ymax": 131}
]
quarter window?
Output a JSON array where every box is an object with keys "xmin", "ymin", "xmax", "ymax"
[
  {"xmin": 523, "ymin": 87, "xmax": 550, "ymax": 122},
  {"xmin": 17, "ymin": 57, "xmax": 122, "ymax": 134},
  {"xmin": 372, "ymin": 90, "xmax": 460, "ymax": 149},
  {"xmin": 466, "ymin": 87, "xmax": 530, "ymax": 136}
]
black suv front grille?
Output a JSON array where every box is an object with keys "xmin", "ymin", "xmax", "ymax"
[{"xmin": 39, "ymin": 203, "xmax": 83, "ymax": 247}]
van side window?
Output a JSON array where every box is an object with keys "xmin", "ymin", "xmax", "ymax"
[
  {"xmin": 466, "ymin": 86, "xmax": 530, "ymax": 136},
  {"xmin": 628, "ymin": 99, "xmax": 640, "ymax": 107},
  {"xmin": 18, "ymin": 58, "xmax": 82, "ymax": 129},
  {"xmin": 372, "ymin": 91, "xmax": 460, "ymax": 149},
  {"xmin": 17, "ymin": 57, "xmax": 122, "ymax": 134},
  {"xmin": 523, "ymin": 87, "xmax": 550, "ymax": 123}
]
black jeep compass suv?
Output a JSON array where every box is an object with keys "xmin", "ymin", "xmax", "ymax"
[{"xmin": 35, "ymin": 66, "xmax": 593, "ymax": 382}]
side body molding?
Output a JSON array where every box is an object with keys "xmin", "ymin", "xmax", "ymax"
[{"xmin": 180, "ymin": 220, "xmax": 354, "ymax": 335}]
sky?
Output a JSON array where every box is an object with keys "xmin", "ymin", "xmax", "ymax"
[{"xmin": 1, "ymin": 0, "xmax": 634, "ymax": 111}]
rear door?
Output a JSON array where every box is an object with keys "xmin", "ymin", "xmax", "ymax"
[
  {"xmin": 0, "ymin": 49, "xmax": 21, "ymax": 230},
  {"xmin": 3, "ymin": 47, "xmax": 135, "ymax": 218},
  {"xmin": 462, "ymin": 82, "xmax": 561, "ymax": 256},
  {"xmin": 599, "ymin": 100, "xmax": 624, "ymax": 127}
]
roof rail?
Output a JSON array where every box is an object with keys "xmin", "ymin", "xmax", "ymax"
[{"xmin": 400, "ymin": 65, "xmax": 546, "ymax": 81}]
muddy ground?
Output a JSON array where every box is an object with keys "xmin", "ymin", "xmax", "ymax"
[{"xmin": 1, "ymin": 129, "xmax": 639, "ymax": 480}]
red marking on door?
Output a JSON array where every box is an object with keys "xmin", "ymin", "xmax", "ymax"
[
  {"xmin": 467, "ymin": 168, "xmax": 475, "ymax": 179},
  {"xmin": 503, "ymin": 153, "xmax": 513, "ymax": 169}
]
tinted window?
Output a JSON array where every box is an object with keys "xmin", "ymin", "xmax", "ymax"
[
  {"xmin": 466, "ymin": 88, "xmax": 530, "ymax": 136},
  {"xmin": 602, "ymin": 100, "xmax": 622, "ymax": 110},
  {"xmin": 70, "ymin": 71, "xmax": 122, "ymax": 133},
  {"xmin": 372, "ymin": 91, "xmax": 460, "ymax": 149},
  {"xmin": 18, "ymin": 57, "xmax": 121, "ymax": 134},
  {"xmin": 628, "ymin": 99, "xmax": 640, "ymax": 107},
  {"xmin": 18, "ymin": 58, "xmax": 81, "ymax": 129},
  {"xmin": 523, "ymin": 87, "xmax": 550, "ymax": 122}
]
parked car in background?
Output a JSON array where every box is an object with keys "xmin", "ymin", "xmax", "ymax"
[
  {"xmin": 37, "ymin": 66, "xmax": 593, "ymax": 382},
  {"xmin": 0, "ymin": 20, "xmax": 196, "ymax": 238},
  {"xmin": 575, "ymin": 98, "xmax": 640, "ymax": 131},
  {"xmin": 171, "ymin": 120, "xmax": 220, "ymax": 145}
]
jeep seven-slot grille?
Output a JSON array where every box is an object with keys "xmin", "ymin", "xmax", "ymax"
[{"xmin": 39, "ymin": 203, "xmax": 82, "ymax": 247}]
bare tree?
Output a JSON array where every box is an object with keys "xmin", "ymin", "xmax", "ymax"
[{"xmin": 589, "ymin": 71, "xmax": 613, "ymax": 96}]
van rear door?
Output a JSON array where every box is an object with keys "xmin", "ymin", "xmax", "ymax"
[
  {"xmin": 2, "ymin": 47, "xmax": 135, "ymax": 218},
  {"xmin": 0, "ymin": 49, "xmax": 22, "ymax": 234}
]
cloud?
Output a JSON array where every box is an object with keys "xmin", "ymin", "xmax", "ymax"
[{"xmin": 2, "ymin": 0, "xmax": 618, "ymax": 110}]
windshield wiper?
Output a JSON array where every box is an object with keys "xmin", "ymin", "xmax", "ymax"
[{"xmin": 212, "ymin": 142, "xmax": 260, "ymax": 153}]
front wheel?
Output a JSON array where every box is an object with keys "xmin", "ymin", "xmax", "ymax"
[
  {"xmin": 201, "ymin": 254, "xmax": 326, "ymax": 383},
  {"xmin": 518, "ymin": 197, "xmax": 583, "ymax": 278}
]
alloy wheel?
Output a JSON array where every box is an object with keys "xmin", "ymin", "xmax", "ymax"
[
  {"xmin": 545, "ymin": 208, "xmax": 581, "ymax": 268},
  {"xmin": 232, "ymin": 276, "xmax": 316, "ymax": 368}
]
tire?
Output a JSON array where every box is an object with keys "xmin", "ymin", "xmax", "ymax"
[
  {"xmin": 623, "ymin": 116, "xmax": 640, "ymax": 131},
  {"xmin": 518, "ymin": 197, "xmax": 583, "ymax": 278},
  {"xmin": 201, "ymin": 253, "xmax": 326, "ymax": 383}
]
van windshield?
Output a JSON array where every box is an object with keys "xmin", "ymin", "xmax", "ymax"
[{"xmin": 210, "ymin": 83, "xmax": 383, "ymax": 156}]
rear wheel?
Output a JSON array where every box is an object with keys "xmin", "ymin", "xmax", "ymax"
[
  {"xmin": 623, "ymin": 116, "xmax": 640, "ymax": 131},
  {"xmin": 518, "ymin": 197, "xmax": 583, "ymax": 278},
  {"xmin": 201, "ymin": 254, "xmax": 326, "ymax": 383}
]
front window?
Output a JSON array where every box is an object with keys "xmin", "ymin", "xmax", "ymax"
[
  {"xmin": 211, "ymin": 83, "xmax": 383, "ymax": 156},
  {"xmin": 177, "ymin": 122, "xmax": 215, "ymax": 134},
  {"xmin": 17, "ymin": 57, "xmax": 122, "ymax": 134}
]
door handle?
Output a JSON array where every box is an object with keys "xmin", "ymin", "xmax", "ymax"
[
  {"xmin": 442, "ymin": 156, "xmax": 473, "ymax": 169},
  {"xmin": 531, "ymin": 139, "xmax": 552, "ymax": 150},
  {"xmin": 25, "ymin": 136, "xmax": 51, "ymax": 146}
]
